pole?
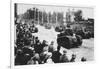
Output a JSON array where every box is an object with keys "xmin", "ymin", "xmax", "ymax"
[{"xmin": 38, "ymin": 11, "xmax": 39, "ymax": 25}]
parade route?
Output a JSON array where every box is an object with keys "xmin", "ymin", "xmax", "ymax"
[{"xmin": 60, "ymin": 38, "xmax": 94, "ymax": 62}]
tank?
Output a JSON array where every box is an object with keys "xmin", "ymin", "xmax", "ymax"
[{"xmin": 57, "ymin": 33, "xmax": 82, "ymax": 49}]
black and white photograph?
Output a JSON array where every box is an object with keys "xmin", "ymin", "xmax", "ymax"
[{"xmin": 14, "ymin": 3, "xmax": 94, "ymax": 66}]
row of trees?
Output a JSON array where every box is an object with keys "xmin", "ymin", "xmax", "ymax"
[{"xmin": 21, "ymin": 7, "xmax": 83, "ymax": 24}]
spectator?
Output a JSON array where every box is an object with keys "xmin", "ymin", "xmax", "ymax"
[
  {"xmin": 27, "ymin": 53, "xmax": 40, "ymax": 65},
  {"xmin": 39, "ymin": 44, "xmax": 49, "ymax": 63},
  {"xmin": 64, "ymin": 24, "xmax": 73, "ymax": 36},
  {"xmin": 81, "ymin": 57, "xmax": 87, "ymax": 62},
  {"xmin": 70, "ymin": 54, "xmax": 76, "ymax": 62},
  {"xmin": 60, "ymin": 50, "xmax": 69, "ymax": 63},
  {"xmin": 46, "ymin": 53, "xmax": 54, "ymax": 64},
  {"xmin": 15, "ymin": 49, "xmax": 25, "ymax": 65},
  {"xmin": 48, "ymin": 41, "xmax": 55, "ymax": 52},
  {"xmin": 51, "ymin": 46, "xmax": 62, "ymax": 63}
]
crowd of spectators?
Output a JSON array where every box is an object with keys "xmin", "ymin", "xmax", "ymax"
[{"xmin": 14, "ymin": 21, "xmax": 86, "ymax": 65}]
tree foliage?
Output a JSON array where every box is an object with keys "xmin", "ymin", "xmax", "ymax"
[{"xmin": 74, "ymin": 10, "xmax": 83, "ymax": 22}]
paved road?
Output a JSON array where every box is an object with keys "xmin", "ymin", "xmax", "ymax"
[{"xmin": 34, "ymin": 25, "xmax": 94, "ymax": 62}]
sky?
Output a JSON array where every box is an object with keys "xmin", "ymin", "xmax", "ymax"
[{"xmin": 17, "ymin": 3, "xmax": 94, "ymax": 19}]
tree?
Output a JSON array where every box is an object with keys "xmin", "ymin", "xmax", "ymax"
[
  {"xmin": 66, "ymin": 12, "xmax": 71, "ymax": 23},
  {"xmin": 74, "ymin": 10, "xmax": 83, "ymax": 22},
  {"xmin": 51, "ymin": 12, "xmax": 57, "ymax": 24},
  {"xmin": 57, "ymin": 12, "xmax": 64, "ymax": 24},
  {"xmin": 48, "ymin": 12, "xmax": 52, "ymax": 23},
  {"xmin": 39, "ymin": 11, "xmax": 42, "ymax": 23},
  {"xmin": 22, "ymin": 8, "xmax": 39, "ymax": 20},
  {"xmin": 35, "ymin": 8, "xmax": 39, "ymax": 21}
]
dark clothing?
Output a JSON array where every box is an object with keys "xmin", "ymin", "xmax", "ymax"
[
  {"xmin": 22, "ymin": 47, "xmax": 33, "ymax": 57},
  {"xmin": 15, "ymin": 54, "xmax": 31, "ymax": 65},
  {"xmin": 60, "ymin": 54, "xmax": 69, "ymax": 63},
  {"xmin": 51, "ymin": 51, "xmax": 62, "ymax": 63},
  {"xmin": 34, "ymin": 42, "xmax": 43, "ymax": 54},
  {"xmin": 70, "ymin": 57, "xmax": 75, "ymax": 62},
  {"xmin": 65, "ymin": 29, "xmax": 73, "ymax": 36}
]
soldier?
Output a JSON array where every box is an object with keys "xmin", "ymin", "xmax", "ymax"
[{"xmin": 64, "ymin": 24, "xmax": 73, "ymax": 36}]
